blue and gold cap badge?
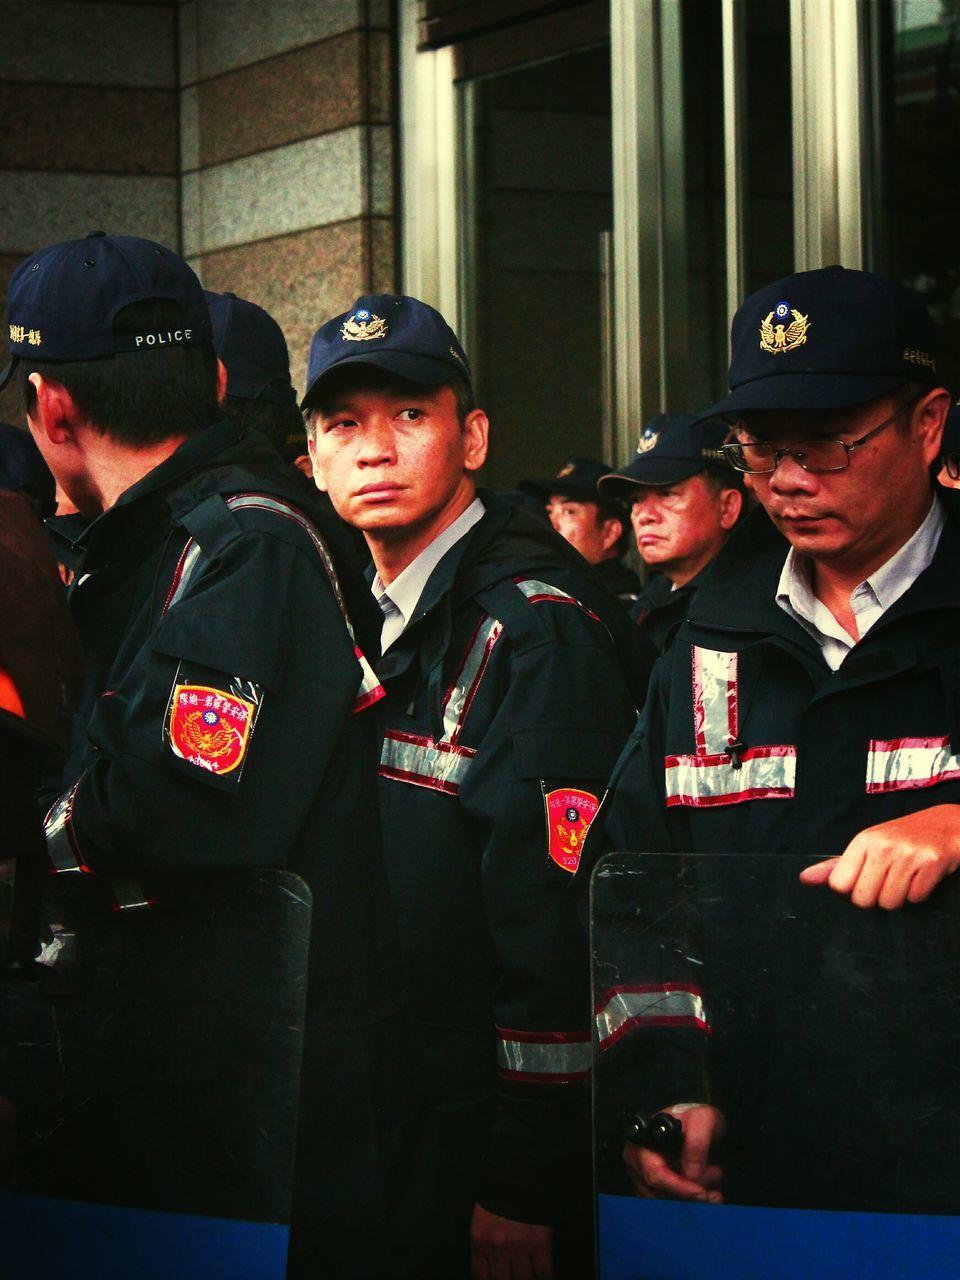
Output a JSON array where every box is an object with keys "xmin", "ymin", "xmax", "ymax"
[
  {"xmin": 636, "ymin": 424, "xmax": 659, "ymax": 454},
  {"xmin": 341, "ymin": 308, "xmax": 388, "ymax": 343},
  {"xmin": 759, "ymin": 300, "xmax": 809, "ymax": 355}
]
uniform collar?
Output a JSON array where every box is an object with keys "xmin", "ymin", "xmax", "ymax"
[{"xmin": 688, "ymin": 489, "xmax": 960, "ymax": 643}]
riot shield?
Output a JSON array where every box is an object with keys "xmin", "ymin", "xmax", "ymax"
[
  {"xmin": 592, "ymin": 852, "xmax": 960, "ymax": 1280},
  {"xmin": 0, "ymin": 868, "xmax": 311, "ymax": 1280}
]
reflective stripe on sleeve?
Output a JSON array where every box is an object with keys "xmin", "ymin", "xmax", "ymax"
[
  {"xmin": 381, "ymin": 576, "xmax": 599, "ymax": 795},
  {"xmin": 866, "ymin": 736, "xmax": 960, "ymax": 793},
  {"xmin": 44, "ymin": 783, "xmax": 88, "ymax": 873},
  {"xmin": 496, "ymin": 1026, "xmax": 592, "ymax": 1083},
  {"xmin": 379, "ymin": 730, "xmax": 476, "ymax": 795},
  {"xmin": 162, "ymin": 494, "xmax": 384, "ymax": 713},
  {"xmin": 595, "ymin": 984, "xmax": 710, "ymax": 1052},
  {"xmin": 45, "ymin": 783, "xmax": 154, "ymax": 910},
  {"xmin": 665, "ymin": 746, "xmax": 796, "ymax": 807}
]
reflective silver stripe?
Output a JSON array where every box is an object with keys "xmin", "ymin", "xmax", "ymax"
[
  {"xmin": 226, "ymin": 496, "xmax": 383, "ymax": 711},
  {"xmin": 595, "ymin": 986, "xmax": 709, "ymax": 1052},
  {"xmin": 383, "ymin": 577, "xmax": 593, "ymax": 794},
  {"xmin": 866, "ymin": 736, "xmax": 960, "ymax": 794},
  {"xmin": 380, "ymin": 731, "xmax": 476, "ymax": 794},
  {"xmin": 44, "ymin": 782, "xmax": 153, "ymax": 911},
  {"xmin": 442, "ymin": 617, "xmax": 503, "ymax": 743},
  {"xmin": 164, "ymin": 493, "xmax": 383, "ymax": 712},
  {"xmin": 693, "ymin": 646, "xmax": 738, "ymax": 753},
  {"xmin": 517, "ymin": 579, "xmax": 575, "ymax": 604},
  {"xmin": 665, "ymin": 746, "xmax": 796, "ymax": 807},
  {"xmin": 163, "ymin": 540, "xmax": 204, "ymax": 614},
  {"xmin": 44, "ymin": 783, "xmax": 84, "ymax": 872},
  {"xmin": 496, "ymin": 1030, "xmax": 592, "ymax": 1080}
]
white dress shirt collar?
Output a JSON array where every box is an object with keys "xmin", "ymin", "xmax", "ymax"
[
  {"xmin": 775, "ymin": 495, "xmax": 945, "ymax": 670},
  {"xmin": 373, "ymin": 496, "xmax": 486, "ymax": 651}
]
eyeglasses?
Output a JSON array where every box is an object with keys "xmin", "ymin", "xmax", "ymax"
[
  {"xmin": 722, "ymin": 399, "xmax": 919, "ymax": 475},
  {"xmin": 944, "ymin": 454, "xmax": 960, "ymax": 481}
]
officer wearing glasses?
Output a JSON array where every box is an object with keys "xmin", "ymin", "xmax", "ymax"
[{"xmin": 600, "ymin": 266, "xmax": 960, "ymax": 1214}]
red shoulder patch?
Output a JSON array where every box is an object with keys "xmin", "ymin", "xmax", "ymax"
[
  {"xmin": 544, "ymin": 787, "xmax": 600, "ymax": 874},
  {"xmin": 168, "ymin": 684, "xmax": 255, "ymax": 775}
]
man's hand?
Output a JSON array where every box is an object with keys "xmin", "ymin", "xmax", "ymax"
[
  {"xmin": 622, "ymin": 1103, "xmax": 725, "ymax": 1203},
  {"xmin": 469, "ymin": 1204, "xmax": 554, "ymax": 1280},
  {"xmin": 800, "ymin": 804, "xmax": 960, "ymax": 909}
]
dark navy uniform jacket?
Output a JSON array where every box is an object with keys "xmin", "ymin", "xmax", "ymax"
[
  {"xmin": 37, "ymin": 420, "xmax": 413, "ymax": 1277},
  {"xmin": 375, "ymin": 493, "xmax": 643, "ymax": 1240},
  {"xmin": 599, "ymin": 494, "xmax": 960, "ymax": 1212}
]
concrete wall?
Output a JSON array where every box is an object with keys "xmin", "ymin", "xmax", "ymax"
[
  {"xmin": 0, "ymin": 0, "xmax": 180, "ymax": 422},
  {"xmin": 180, "ymin": 0, "xmax": 397, "ymax": 394},
  {"xmin": 0, "ymin": 0, "xmax": 397, "ymax": 423}
]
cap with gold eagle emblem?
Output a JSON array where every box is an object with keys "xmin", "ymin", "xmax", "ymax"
[
  {"xmin": 301, "ymin": 294, "xmax": 471, "ymax": 409},
  {"xmin": 597, "ymin": 414, "xmax": 742, "ymax": 495},
  {"xmin": 694, "ymin": 265, "xmax": 943, "ymax": 422}
]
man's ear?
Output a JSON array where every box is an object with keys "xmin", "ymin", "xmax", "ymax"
[
  {"xmin": 27, "ymin": 373, "xmax": 80, "ymax": 445},
  {"xmin": 600, "ymin": 516, "xmax": 623, "ymax": 555},
  {"xmin": 913, "ymin": 387, "xmax": 951, "ymax": 468},
  {"xmin": 463, "ymin": 409, "xmax": 490, "ymax": 473},
  {"xmin": 306, "ymin": 431, "xmax": 326, "ymax": 490},
  {"xmin": 719, "ymin": 486, "xmax": 744, "ymax": 531},
  {"xmin": 215, "ymin": 357, "xmax": 229, "ymax": 405}
]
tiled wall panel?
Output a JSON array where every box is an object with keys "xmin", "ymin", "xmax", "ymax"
[{"xmin": 1, "ymin": 3, "xmax": 176, "ymax": 87}]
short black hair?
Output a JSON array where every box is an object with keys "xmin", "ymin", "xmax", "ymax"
[
  {"xmin": 304, "ymin": 364, "xmax": 475, "ymax": 435},
  {"xmin": 221, "ymin": 394, "xmax": 307, "ymax": 458},
  {"xmin": 19, "ymin": 299, "xmax": 219, "ymax": 446}
]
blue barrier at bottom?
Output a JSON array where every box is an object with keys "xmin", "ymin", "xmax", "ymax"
[
  {"xmin": 0, "ymin": 1191, "xmax": 288, "ymax": 1280},
  {"xmin": 598, "ymin": 1193, "xmax": 960, "ymax": 1280}
]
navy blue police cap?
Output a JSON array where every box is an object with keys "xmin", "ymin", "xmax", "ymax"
[
  {"xmin": 598, "ymin": 414, "xmax": 741, "ymax": 496},
  {"xmin": 301, "ymin": 294, "xmax": 471, "ymax": 409},
  {"xmin": 205, "ymin": 290, "xmax": 296, "ymax": 405},
  {"xmin": 0, "ymin": 231, "xmax": 211, "ymax": 392},
  {"xmin": 694, "ymin": 265, "xmax": 942, "ymax": 423},
  {"xmin": 519, "ymin": 457, "xmax": 615, "ymax": 504}
]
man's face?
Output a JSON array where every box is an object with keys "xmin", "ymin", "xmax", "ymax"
[
  {"xmin": 546, "ymin": 495, "xmax": 619, "ymax": 564},
  {"xmin": 735, "ymin": 391, "xmax": 945, "ymax": 577},
  {"xmin": 308, "ymin": 371, "xmax": 487, "ymax": 544},
  {"xmin": 629, "ymin": 473, "xmax": 740, "ymax": 586}
]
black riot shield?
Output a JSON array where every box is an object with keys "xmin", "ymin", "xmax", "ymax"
[
  {"xmin": 592, "ymin": 851, "xmax": 960, "ymax": 1280},
  {"xmin": 0, "ymin": 868, "xmax": 310, "ymax": 1246}
]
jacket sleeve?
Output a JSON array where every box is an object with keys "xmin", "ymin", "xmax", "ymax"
[
  {"xmin": 45, "ymin": 517, "xmax": 366, "ymax": 882},
  {"xmin": 456, "ymin": 590, "xmax": 638, "ymax": 1223}
]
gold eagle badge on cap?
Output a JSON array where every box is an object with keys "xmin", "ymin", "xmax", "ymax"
[
  {"xmin": 341, "ymin": 309, "xmax": 387, "ymax": 342},
  {"xmin": 636, "ymin": 426, "xmax": 659, "ymax": 454},
  {"xmin": 759, "ymin": 303, "xmax": 809, "ymax": 355}
]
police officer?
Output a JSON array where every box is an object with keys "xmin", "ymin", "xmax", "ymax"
[
  {"xmin": 521, "ymin": 457, "xmax": 641, "ymax": 603},
  {"xmin": 302, "ymin": 295, "xmax": 642, "ymax": 1278},
  {"xmin": 204, "ymin": 288, "xmax": 312, "ymax": 476},
  {"xmin": 601, "ymin": 265, "xmax": 960, "ymax": 1214},
  {"xmin": 1, "ymin": 233, "xmax": 409, "ymax": 1276},
  {"xmin": 597, "ymin": 414, "xmax": 744, "ymax": 653}
]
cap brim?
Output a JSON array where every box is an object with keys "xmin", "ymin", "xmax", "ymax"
[
  {"xmin": 0, "ymin": 358, "xmax": 16, "ymax": 394},
  {"xmin": 693, "ymin": 372, "xmax": 914, "ymax": 424},
  {"xmin": 301, "ymin": 350, "xmax": 466, "ymax": 409},
  {"xmin": 598, "ymin": 459, "xmax": 706, "ymax": 493}
]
